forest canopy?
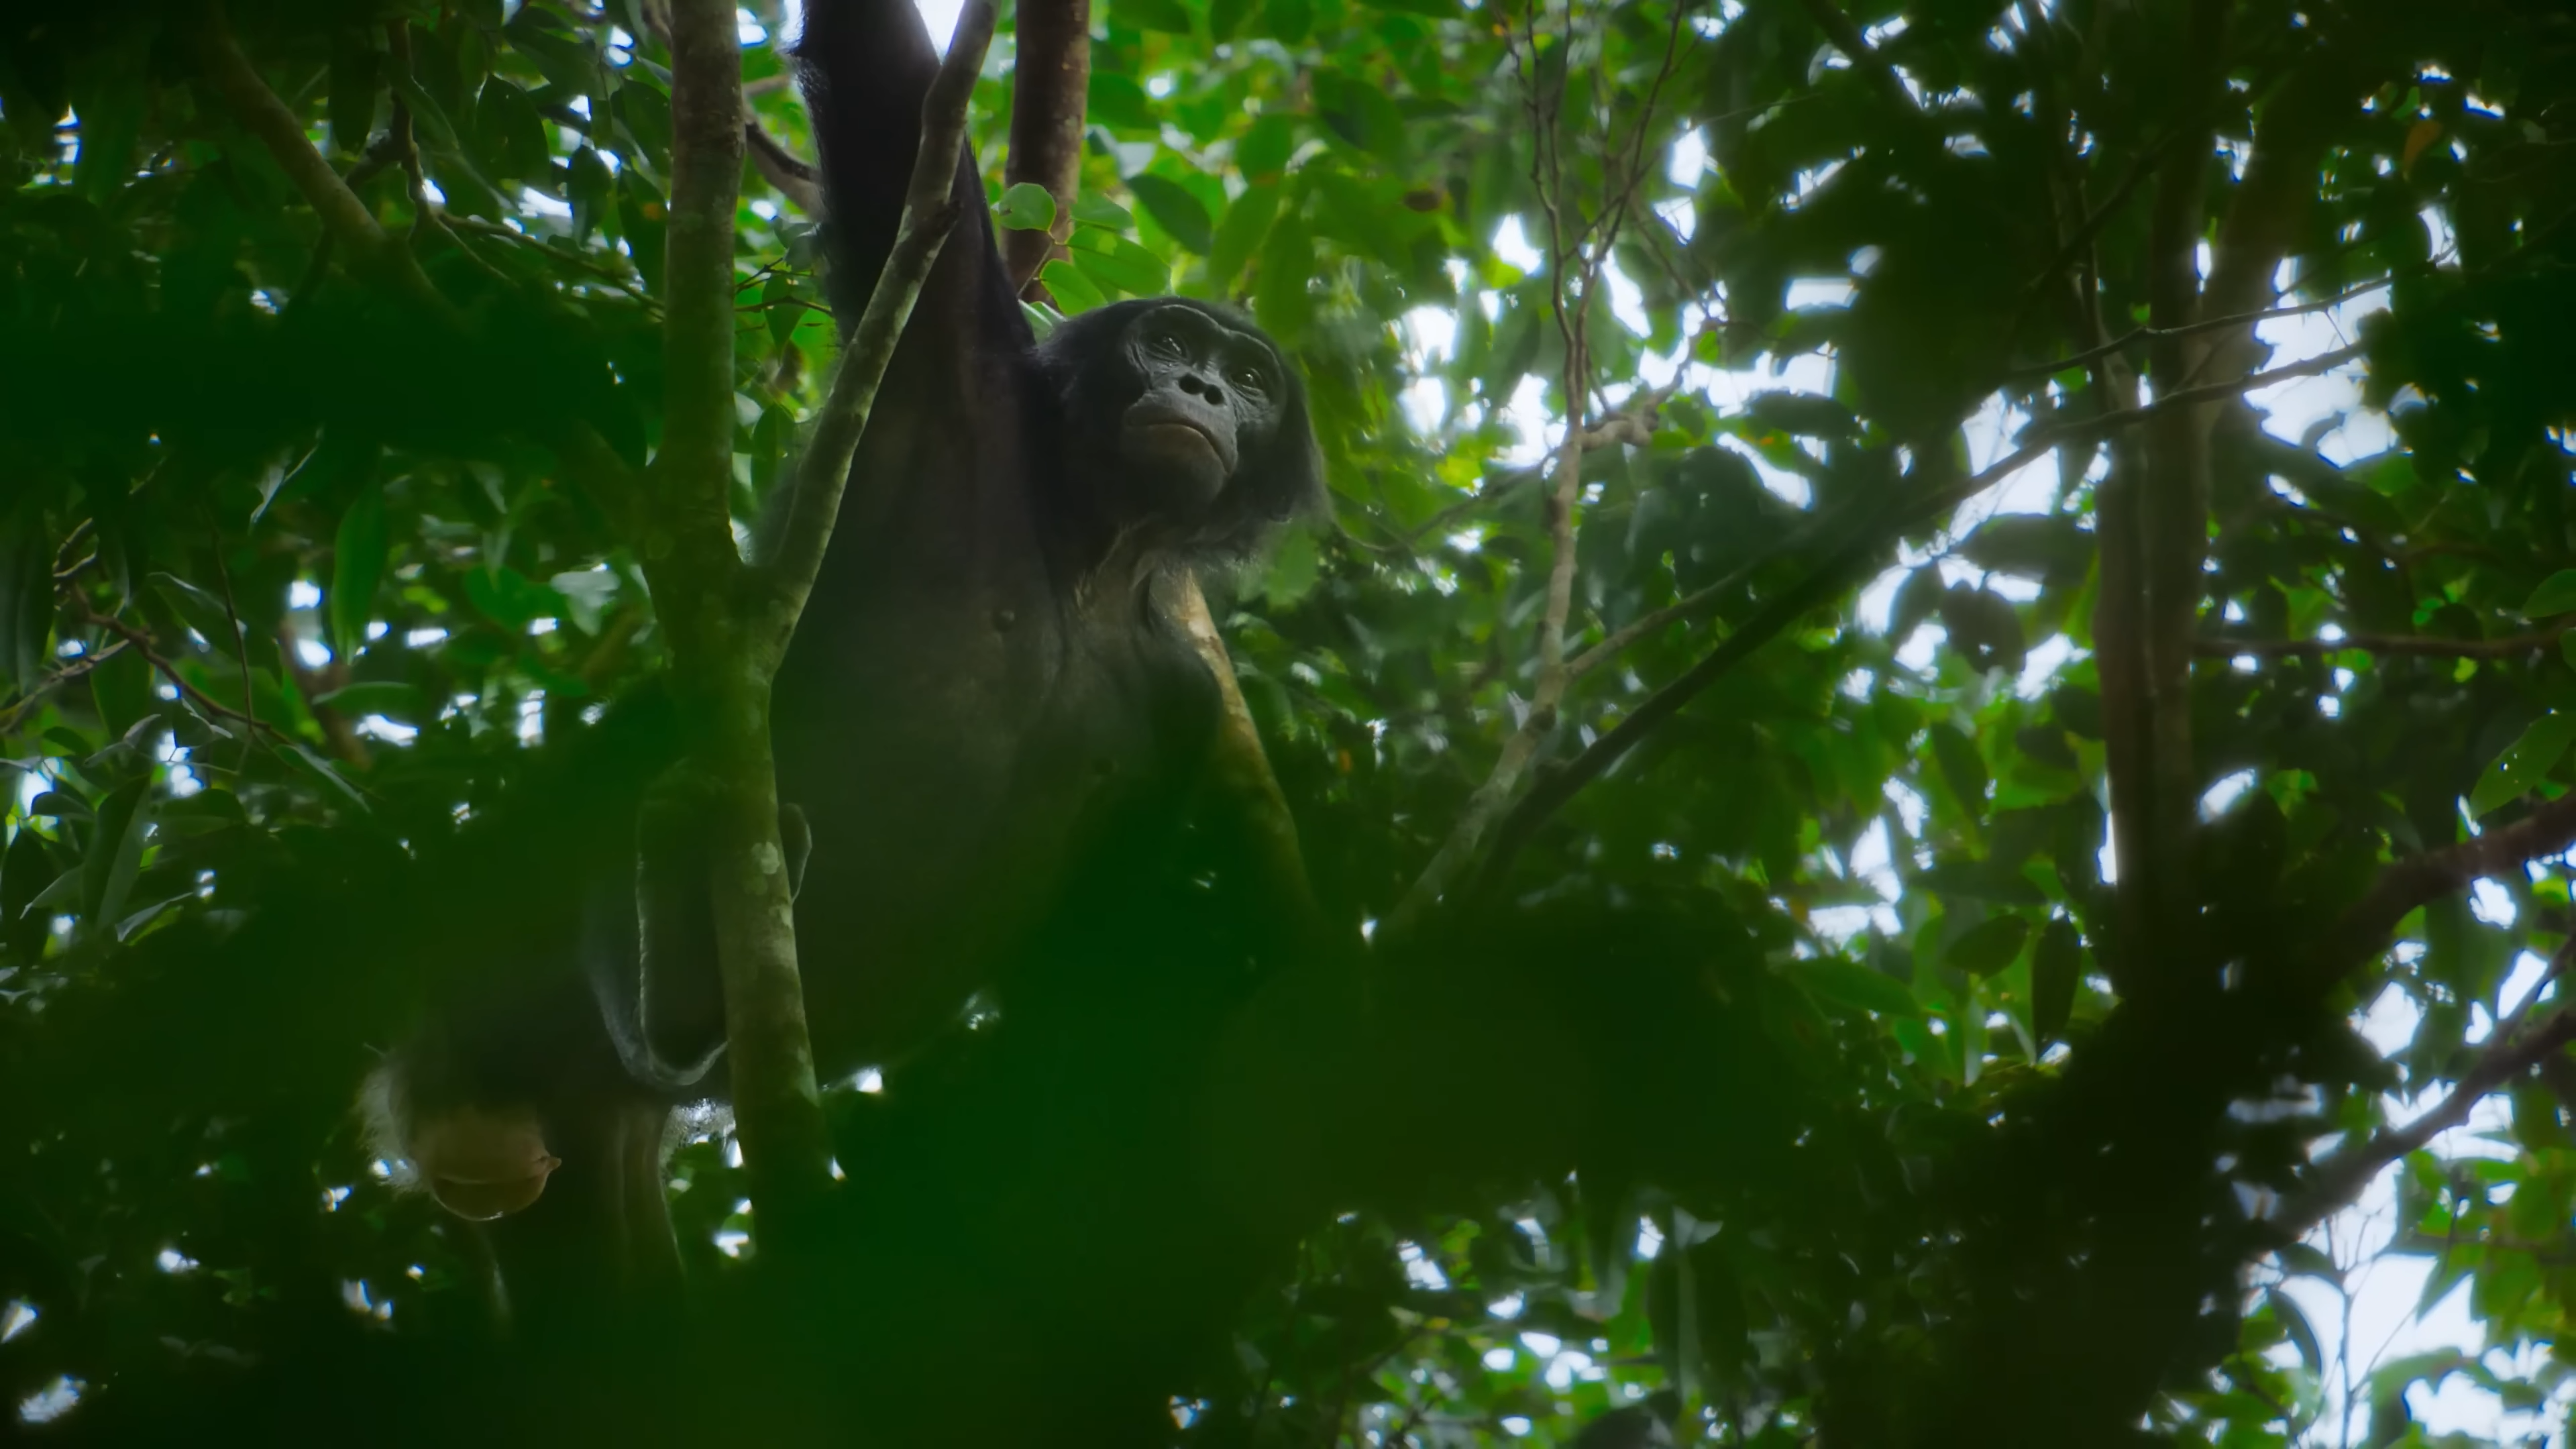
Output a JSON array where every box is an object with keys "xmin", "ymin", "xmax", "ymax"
[{"xmin": 3, "ymin": 0, "xmax": 2576, "ymax": 1444}]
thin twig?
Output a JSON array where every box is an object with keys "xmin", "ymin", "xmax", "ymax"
[
  {"xmin": 443, "ymin": 215, "xmax": 662, "ymax": 306},
  {"xmin": 1385, "ymin": 0, "xmax": 1695, "ymax": 936},
  {"xmin": 205, "ymin": 518, "xmax": 258, "ymax": 773},
  {"xmin": 2006, "ymin": 279, "xmax": 2392, "ymax": 379},
  {"xmin": 81, "ymin": 610, "xmax": 290, "ymax": 744},
  {"xmin": 0, "ymin": 641, "xmax": 131, "ymax": 735}
]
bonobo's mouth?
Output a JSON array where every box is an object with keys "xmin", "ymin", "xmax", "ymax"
[
  {"xmin": 1136, "ymin": 419, "xmax": 1223, "ymax": 470},
  {"xmin": 1124, "ymin": 396, "xmax": 1238, "ymax": 480}
]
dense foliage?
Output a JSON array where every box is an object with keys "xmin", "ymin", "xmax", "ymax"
[{"xmin": 4, "ymin": 0, "xmax": 2576, "ymax": 1442}]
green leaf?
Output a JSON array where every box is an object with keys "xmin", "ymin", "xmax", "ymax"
[
  {"xmin": 80, "ymin": 777, "xmax": 153, "ymax": 934},
  {"xmin": 996, "ymin": 182, "xmax": 1058, "ymax": 233},
  {"xmin": 2031, "ymin": 918, "xmax": 2080, "ymax": 1042},
  {"xmin": 313, "ymin": 682, "xmax": 428, "ymax": 722},
  {"xmin": 1945, "ymin": 916, "xmax": 2030, "ymax": 977},
  {"xmin": 464, "ymin": 566, "xmax": 563, "ymax": 631},
  {"xmin": 1073, "ymin": 194, "xmax": 1136, "ymax": 230},
  {"xmin": 569, "ymin": 146, "xmax": 613, "ymax": 242},
  {"xmin": 2469, "ymin": 712, "xmax": 2576, "ymax": 817},
  {"xmin": 148, "ymin": 572, "xmax": 242, "ymax": 658},
  {"xmin": 1801, "ymin": 960, "xmax": 1923, "ymax": 1018},
  {"xmin": 610, "ymin": 76, "xmax": 674, "ymax": 164},
  {"xmin": 1264, "ymin": 528, "xmax": 1320, "ymax": 609},
  {"xmin": 763, "ymin": 272, "xmax": 812, "ymax": 349},
  {"xmin": 1076, "ymin": 235, "xmax": 1173, "ymax": 296},
  {"xmin": 1039, "ymin": 259, "xmax": 1108, "ymax": 313},
  {"xmin": 2523, "ymin": 570, "xmax": 2576, "ymax": 619},
  {"xmin": 1087, "ymin": 72, "xmax": 1156, "ymax": 130},
  {"xmin": 1116, "ymin": 0, "xmax": 1195, "ymax": 34},
  {"xmin": 1207, "ymin": 183, "xmax": 1279, "ymax": 294},
  {"xmin": 0, "ymin": 500, "xmax": 52, "ymax": 692},
  {"xmin": 329, "ymin": 31, "xmax": 382, "ymax": 155},
  {"xmin": 1253, "ymin": 215, "xmax": 1313, "ymax": 338},
  {"xmin": 1236, "ymin": 115, "xmax": 1297, "ymax": 180},
  {"xmin": 89, "ymin": 647, "xmax": 153, "ymax": 739},
  {"xmin": 1126, "ymin": 174, "xmax": 1214, "ymax": 254},
  {"xmin": 617, "ymin": 169, "xmax": 669, "ymax": 292},
  {"xmin": 330, "ymin": 482, "xmax": 388, "ymax": 663},
  {"xmin": 1929, "ymin": 724, "xmax": 1986, "ymax": 820},
  {"xmin": 1262, "ymin": 0, "xmax": 1313, "ymax": 44}
]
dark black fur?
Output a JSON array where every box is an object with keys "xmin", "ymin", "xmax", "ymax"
[{"xmin": 368, "ymin": 0, "xmax": 1321, "ymax": 1314}]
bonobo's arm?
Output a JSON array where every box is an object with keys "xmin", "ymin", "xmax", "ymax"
[{"xmin": 794, "ymin": 0, "xmax": 1023, "ymax": 343}]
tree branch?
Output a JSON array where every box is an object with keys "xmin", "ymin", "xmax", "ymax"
[
  {"xmin": 1387, "ymin": 4, "xmax": 1690, "ymax": 935},
  {"xmin": 2280, "ymin": 944, "xmax": 2576, "ymax": 1236},
  {"xmin": 745, "ymin": 117, "xmax": 820, "ymax": 212},
  {"xmin": 2006, "ymin": 282, "xmax": 2390, "ymax": 380},
  {"xmin": 1452, "ymin": 333, "xmax": 2369, "ymax": 902},
  {"xmin": 1797, "ymin": 0, "xmax": 1918, "ymax": 117},
  {"xmin": 2196, "ymin": 625, "xmax": 2576, "ymax": 660},
  {"xmin": 647, "ymin": 0, "xmax": 837, "ymax": 1242},
  {"xmin": 755, "ymin": 0, "xmax": 998, "ymax": 651},
  {"xmin": 195, "ymin": 3, "xmax": 451, "ymax": 319},
  {"xmin": 1001, "ymin": 0, "xmax": 1092, "ymax": 293},
  {"xmin": 2303, "ymin": 792, "xmax": 2576, "ymax": 1004}
]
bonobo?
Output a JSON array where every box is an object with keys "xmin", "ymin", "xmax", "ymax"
[{"xmin": 364, "ymin": 0, "xmax": 1320, "ymax": 1300}]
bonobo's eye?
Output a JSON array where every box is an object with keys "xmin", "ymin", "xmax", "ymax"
[
  {"xmin": 1229, "ymin": 363, "xmax": 1265, "ymax": 392},
  {"xmin": 1150, "ymin": 330, "xmax": 1187, "ymax": 359}
]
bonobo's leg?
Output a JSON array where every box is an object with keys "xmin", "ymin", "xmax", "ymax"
[
  {"xmin": 591, "ymin": 784, "xmax": 812, "ymax": 1091},
  {"xmin": 480, "ymin": 1092, "xmax": 681, "ymax": 1326}
]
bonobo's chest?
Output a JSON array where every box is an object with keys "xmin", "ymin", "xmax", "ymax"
[{"xmin": 763, "ymin": 398, "xmax": 1221, "ymax": 1054}]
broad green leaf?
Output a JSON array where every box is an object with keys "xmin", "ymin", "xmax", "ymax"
[
  {"xmin": 1207, "ymin": 183, "xmax": 1279, "ymax": 293},
  {"xmin": 1126, "ymin": 174, "xmax": 1215, "ymax": 254},
  {"xmin": 313, "ymin": 682, "xmax": 429, "ymax": 722},
  {"xmin": 1236, "ymin": 115, "xmax": 1297, "ymax": 180},
  {"xmin": 80, "ymin": 777, "xmax": 152, "ymax": 934},
  {"xmin": 1077, "ymin": 235, "xmax": 1173, "ymax": 296},
  {"xmin": 569, "ymin": 146, "xmax": 613, "ymax": 242},
  {"xmin": 330, "ymin": 483, "xmax": 388, "ymax": 663},
  {"xmin": 2523, "ymin": 569, "xmax": 2576, "ymax": 619},
  {"xmin": 2469, "ymin": 712, "xmax": 2576, "ymax": 817},
  {"xmin": 1264, "ymin": 528, "xmax": 1320, "ymax": 609},
  {"xmin": 1253, "ymin": 215, "xmax": 1313, "ymax": 337},
  {"xmin": 1039, "ymin": 259, "xmax": 1108, "ymax": 313},
  {"xmin": 1945, "ymin": 916, "xmax": 2029, "ymax": 977},
  {"xmin": 1087, "ymin": 71, "xmax": 1155, "ymax": 130},
  {"xmin": 328, "ymin": 30, "xmax": 381, "ymax": 155},
  {"xmin": 0, "ymin": 501, "xmax": 51, "ymax": 692},
  {"xmin": 1116, "ymin": 0, "xmax": 1194, "ymax": 34},
  {"xmin": 89, "ymin": 647, "xmax": 152, "ymax": 739},
  {"xmin": 996, "ymin": 182, "xmax": 1058, "ymax": 233},
  {"xmin": 1801, "ymin": 959, "xmax": 1923, "ymax": 1018},
  {"xmin": 1262, "ymin": 0, "xmax": 1312, "ymax": 44},
  {"xmin": 1073, "ymin": 194, "xmax": 1136, "ymax": 230},
  {"xmin": 2031, "ymin": 919, "xmax": 2080, "ymax": 1042}
]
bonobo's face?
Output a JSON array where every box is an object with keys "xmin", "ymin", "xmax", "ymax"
[{"xmin": 1117, "ymin": 303, "xmax": 1285, "ymax": 513}]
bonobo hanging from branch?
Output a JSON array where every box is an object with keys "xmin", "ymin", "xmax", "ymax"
[{"xmin": 364, "ymin": 0, "xmax": 1321, "ymax": 1307}]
